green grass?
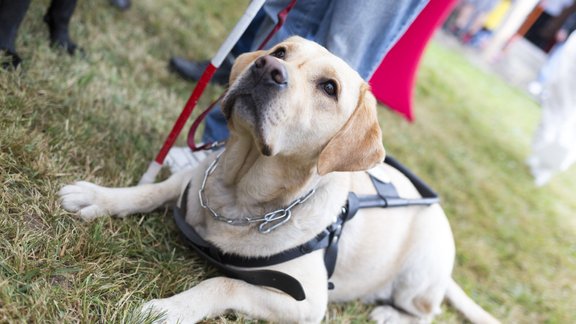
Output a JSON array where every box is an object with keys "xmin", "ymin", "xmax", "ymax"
[{"xmin": 1, "ymin": 0, "xmax": 575, "ymax": 323}]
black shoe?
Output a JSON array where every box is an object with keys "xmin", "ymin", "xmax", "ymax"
[
  {"xmin": 169, "ymin": 57, "xmax": 231, "ymax": 85},
  {"xmin": 43, "ymin": 13, "xmax": 80, "ymax": 55},
  {"xmin": 110, "ymin": 0, "xmax": 131, "ymax": 11},
  {"xmin": 1, "ymin": 49, "xmax": 22, "ymax": 69}
]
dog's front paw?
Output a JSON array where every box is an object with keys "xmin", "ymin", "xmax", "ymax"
[
  {"xmin": 141, "ymin": 299, "xmax": 195, "ymax": 324},
  {"xmin": 59, "ymin": 181, "xmax": 110, "ymax": 221}
]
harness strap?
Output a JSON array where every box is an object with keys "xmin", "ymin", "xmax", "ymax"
[
  {"xmin": 174, "ymin": 184, "xmax": 307, "ymax": 301},
  {"xmin": 323, "ymin": 192, "xmax": 360, "ymax": 280}
]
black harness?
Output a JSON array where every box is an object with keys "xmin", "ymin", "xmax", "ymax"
[{"xmin": 172, "ymin": 156, "xmax": 439, "ymax": 301}]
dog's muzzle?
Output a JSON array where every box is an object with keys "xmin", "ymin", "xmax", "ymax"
[
  {"xmin": 221, "ymin": 55, "xmax": 290, "ymax": 156},
  {"xmin": 222, "ymin": 55, "xmax": 289, "ymax": 117},
  {"xmin": 252, "ymin": 55, "xmax": 288, "ymax": 87}
]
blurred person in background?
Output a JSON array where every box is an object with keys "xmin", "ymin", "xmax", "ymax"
[
  {"xmin": 529, "ymin": 12, "xmax": 576, "ymax": 96},
  {"xmin": 445, "ymin": 0, "xmax": 502, "ymax": 43},
  {"xmin": 527, "ymin": 29, "xmax": 576, "ymax": 186},
  {"xmin": 467, "ymin": 0, "xmax": 512, "ymax": 48},
  {"xmin": 524, "ymin": 0, "xmax": 574, "ymax": 50}
]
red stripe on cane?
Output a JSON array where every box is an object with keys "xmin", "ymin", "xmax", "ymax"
[{"xmin": 155, "ymin": 64, "xmax": 218, "ymax": 164}]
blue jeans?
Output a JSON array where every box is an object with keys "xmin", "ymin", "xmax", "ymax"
[{"xmin": 202, "ymin": 0, "xmax": 430, "ymax": 143}]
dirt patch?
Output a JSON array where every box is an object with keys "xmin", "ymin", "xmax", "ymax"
[{"xmin": 23, "ymin": 213, "xmax": 49, "ymax": 232}]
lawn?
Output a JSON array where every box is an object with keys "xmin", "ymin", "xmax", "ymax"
[{"xmin": 1, "ymin": 0, "xmax": 575, "ymax": 323}]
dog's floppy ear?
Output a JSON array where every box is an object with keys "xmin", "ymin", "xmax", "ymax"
[
  {"xmin": 228, "ymin": 50, "xmax": 266, "ymax": 85},
  {"xmin": 317, "ymin": 84, "xmax": 385, "ymax": 175}
]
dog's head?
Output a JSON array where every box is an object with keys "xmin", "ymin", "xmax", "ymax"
[{"xmin": 222, "ymin": 36, "xmax": 385, "ymax": 175}]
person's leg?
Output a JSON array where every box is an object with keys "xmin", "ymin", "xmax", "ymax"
[
  {"xmin": 312, "ymin": 0, "xmax": 430, "ymax": 80},
  {"xmin": 467, "ymin": 12, "xmax": 488, "ymax": 36},
  {"xmin": 0, "ymin": 0, "xmax": 31, "ymax": 68},
  {"xmin": 260, "ymin": 0, "xmax": 430, "ymax": 79},
  {"xmin": 202, "ymin": 107, "xmax": 230, "ymax": 143},
  {"xmin": 44, "ymin": 0, "xmax": 79, "ymax": 54},
  {"xmin": 453, "ymin": 3, "xmax": 475, "ymax": 32},
  {"xmin": 252, "ymin": 0, "xmax": 329, "ymax": 47},
  {"xmin": 458, "ymin": 9, "xmax": 482, "ymax": 43}
]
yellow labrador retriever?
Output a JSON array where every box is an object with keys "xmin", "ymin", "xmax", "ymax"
[{"xmin": 59, "ymin": 36, "xmax": 499, "ymax": 323}]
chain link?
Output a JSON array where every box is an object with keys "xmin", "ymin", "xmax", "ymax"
[{"xmin": 198, "ymin": 152, "xmax": 316, "ymax": 233}]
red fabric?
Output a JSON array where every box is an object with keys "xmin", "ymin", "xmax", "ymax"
[{"xmin": 369, "ymin": 0, "xmax": 457, "ymax": 121}]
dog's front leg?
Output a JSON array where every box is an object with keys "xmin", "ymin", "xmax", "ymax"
[
  {"xmin": 59, "ymin": 168, "xmax": 194, "ymax": 221},
  {"xmin": 142, "ymin": 276, "xmax": 328, "ymax": 324}
]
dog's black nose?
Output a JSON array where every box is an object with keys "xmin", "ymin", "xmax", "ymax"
[{"xmin": 254, "ymin": 55, "xmax": 288, "ymax": 86}]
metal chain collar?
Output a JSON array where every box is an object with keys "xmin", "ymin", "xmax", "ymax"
[{"xmin": 198, "ymin": 152, "xmax": 316, "ymax": 234}]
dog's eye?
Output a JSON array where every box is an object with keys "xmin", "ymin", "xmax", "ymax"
[
  {"xmin": 322, "ymin": 81, "xmax": 337, "ymax": 97},
  {"xmin": 270, "ymin": 47, "xmax": 286, "ymax": 59}
]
